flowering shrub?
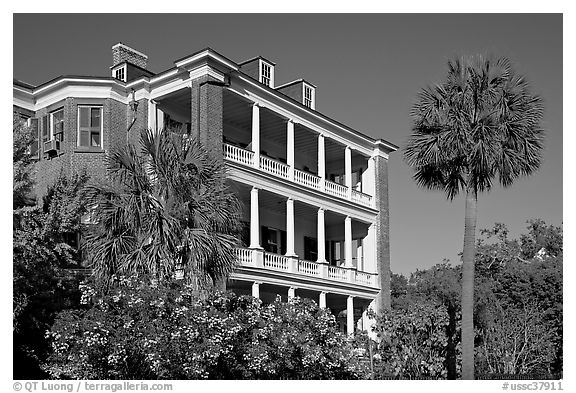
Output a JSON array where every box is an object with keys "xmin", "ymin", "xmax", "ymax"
[
  {"xmin": 369, "ymin": 303, "xmax": 452, "ymax": 379},
  {"xmin": 44, "ymin": 276, "xmax": 362, "ymax": 379}
]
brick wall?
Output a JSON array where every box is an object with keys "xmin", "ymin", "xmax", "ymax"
[
  {"xmin": 374, "ymin": 155, "xmax": 391, "ymax": 312},
  {"xmin": 190, "ymin": 75, "xmax": 224, "ymax": 157},
  {"xmin": 29, "ymin": 97, "xmax": 133, "ymax": 199}
]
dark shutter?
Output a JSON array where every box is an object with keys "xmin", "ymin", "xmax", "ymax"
[
  {"xmin": 29, "ymin": 118, "xmax": 39, "ymax": 157},
  {"xmin": 280, "ymin": 230, "xmax": 287, "ymax": 255}
]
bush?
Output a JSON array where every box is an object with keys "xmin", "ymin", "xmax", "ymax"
[{"xmin": 44, "ymin": 277, "xmax": 363, "ymax": 379}]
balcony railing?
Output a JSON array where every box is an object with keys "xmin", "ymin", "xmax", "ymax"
[
  {"xmin": 294, "ymin": 169, "xmax": 321, "ymax": 190},
  {"xmin": 325, "ymin": 179, "xmax": 348, "ymax": 200},
  {"xmin": 298, "ymin": 259, "xmax": 320, "ymax": 276},
  {"xmin": 234, "ymin": 248, "xmax": 377, "ymax": 288},
  {"xmin": 260, "ymin": 155, "xmax": 290, "ymax": 180},
  {"xmin": 223, "ymin": 143, "xmax": 373, "ymax": 208},
  {"xmin": 224, "ymin": 144, "xmax": 254, "ymax": 166},
  {"xmin": 351, "ymin": 189, "xmax": 373, "ymax": 208}
]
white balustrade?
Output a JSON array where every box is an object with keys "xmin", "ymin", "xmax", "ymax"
[
  {"xmin": 235, "ymin": 248, "xmax": 254, "ymax": 265},
  {"xmin": 352, "ymin": 189, "xmax": 373, "ymax": 207},
  {"xmin": 264, "ymin": 253, "xmax": 289, "ymax": 271},
  {"xmin": 294, "ymin": 169, "xmax": 321, "ymax": 189},
  {"xmin": 355, "ymin": 271, "xmax": 374, "ymax": 286},
  {"xmin": 223, "ymin": 143, "xmax": 254, "ymax": 166},
  {"xmin": 325, "ymin": 180, "xmax": 348, "ymax": 199},
  {"xmin": 298, "ymin": 259, "xmax": 320, "ymax": 276},
  {"xmin": 259, "ymin": 155, "xmax": 290, "ymax": 179},
  {"xmin": 328, "ymin": 266, "xmax": 348, "ymax": 282}
]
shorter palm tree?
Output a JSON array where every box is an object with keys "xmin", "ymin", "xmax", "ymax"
[{"xmin": 84, "ymin": 128, "xmax": 242, "ymax": 289}]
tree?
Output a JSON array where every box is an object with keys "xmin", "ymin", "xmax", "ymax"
[
  {"xmin": 13, "ymin": 114, "xmax": 90, "ymax": 378},
  {"xmin": 84, "ymin": 128, "xmax": 242, "ymax": 289},
  {"xmin": 404, "ymin": 55, "xmax": 544, "ymax": 379}
]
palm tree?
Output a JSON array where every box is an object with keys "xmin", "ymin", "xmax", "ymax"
[
  {"xmin": 84, "ymin": 127, "xmax": 242, "ymax": 290},
  {"xmin": 404, "ymin": 55, "xmax": 544, "ymax": 379}
]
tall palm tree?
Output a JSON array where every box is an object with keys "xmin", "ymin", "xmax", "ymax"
[
  {"xmin": 84, "ymin": 128, "xmax": 242, "ymax": 289},
  {"xmin": 404, "ymin": 55, "xmax": 544, "ymax": 379}
]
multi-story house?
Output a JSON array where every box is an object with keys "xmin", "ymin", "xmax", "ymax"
[{"xmin": 13, "ymin": 43, "xmax": 397, "ymax": 334}]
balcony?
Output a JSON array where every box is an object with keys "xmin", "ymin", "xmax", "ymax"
[
  {"xmin": 223, "ymin": 143, "xmax": 374, "ymax": 208},
  {"xmin": 234, "ymin": 248, "xmax": 378, "ymax": 288}
]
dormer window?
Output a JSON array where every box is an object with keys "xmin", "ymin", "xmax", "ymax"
[
  {"xmin": 260, "ymin": 60, "xmax": 274, "ymax": 87},
  {"xmin": 304, "ymin": 84, "xmax": 315, "ymax": 109},
  {"xmin": 113, "ymin": 64, "xmax": 126, "ymax": 82}
]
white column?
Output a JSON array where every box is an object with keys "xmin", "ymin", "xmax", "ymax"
[
  {"xmin": 363, "ymin": 157, "xmax": 376, "ymax": 197},
  {"xmin": 252, "ymin": 103, "xmax": 260, "ymax": 169},
  {"xmin": 250, "ymin": 187, "xmax": 261, "ymax": 249},
  {"xmin": 287, "ymin": 120, "xmax": 295, "ymax": 181},
  {"xmin": 286, "ymin": 198, "xmax": 296, "ymax": 257},
  {"xmin": 319, "ymin": 291, "xmax": 327, "ymax": 308},
  {"xmin": 317, "ymin": 208, "xmax": 326, "ymax": 263},
  {"xmin": 345, "ymin": 146, "xmax": 352, "ymax": 199},
  {"xmin": 345, "ymin": 216, "xmax": 353, "ymax": 267},
  {"xmin": 365, "ymin": 223, "xmax": 376, "ymax": 274},
  {"xmin": 318, "ymin": 134, "xmax": 326, "ymax": 190},
  {"xmin": 357, "ymin": 240, "xmax": 364, "ymax": 272},
  {"xmin": 252, "ymin": 282, "xmax": 260, "ymax": 299},
  {"xmin": 347, "ymin": 296, "xmax": 355, "ymax": 335},
  {"xmin": 288, "ymin": 287, "xmax": 296, "ymax": 300},
  {"xmin": 148, "ymin": 100, "xmax": 157, "ymax": 132}
]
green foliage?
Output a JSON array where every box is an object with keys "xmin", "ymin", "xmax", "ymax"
[
  {"xmin": 404, "ymin": 55, "xmax": 544, "ymax": 199},
  {"xmin": 13, "ymin": 114, "xmax": 35, "ymax": 209},
  {"xmin": 44, "ymin": 277, "xmax": 362, "ymax": 379},
  {"xmin": 84, "ymin": 128, "xmax": 242, "ymax": 288},
  {"xmin": 370, "ymin": 303, "xmax": 452, "ymax": 379}
]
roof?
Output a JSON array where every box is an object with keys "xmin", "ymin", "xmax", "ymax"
[
  {"xmin": 275, "ymin": 78, "xmax": 317, "ymax": 89},
  {"xmin": 238, "ymin": 56, "xmax": 277, "ymax": 66}
]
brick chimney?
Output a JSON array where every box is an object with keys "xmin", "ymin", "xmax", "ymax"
[{"xmin": 112, "ymin": 43, "xmax": 148, "ymax": 69}]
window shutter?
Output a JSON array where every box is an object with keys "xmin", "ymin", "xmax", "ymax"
[
  {"xmin": 42, "ymin": 115, "xmax": 49, "ymax": 141},
  {"xmin": 280, "ymin": 230, "xmax": 287, "ymax": 255},
  {"xmin": 29, "ymin": 118, "xmax": 39, "ymax": 157}
]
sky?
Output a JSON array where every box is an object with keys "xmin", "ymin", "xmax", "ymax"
[{"xmin": 12, "ymin": 13, "xmax": 563, "ymax": 276}]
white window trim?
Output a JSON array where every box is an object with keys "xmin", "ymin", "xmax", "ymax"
[
  {"xmin": 49, "ymin": 108, "xmax": 64, "ymax": 140},
  {"xmin": 303, "ymin": 83, "xmax": 315, "ymax": 110},
  {"xmin": 77, "ymin": 105, "xmax": 104, "ymax": 148},
  {"xmin": 112, "ymin": 64, "xmax": 127, "ymax": 82},
  {"xmin": 259, "ymin": 59, "xmax": 274, "ymax": 88}
]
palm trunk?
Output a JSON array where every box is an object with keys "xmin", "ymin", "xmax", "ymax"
[{"xmin": 461, "ymin": 188, "xmax": 477, "ymax": 379}]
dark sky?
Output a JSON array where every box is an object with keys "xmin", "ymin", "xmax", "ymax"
[{"xmin": 13, "ymin": 14, "xmax": 563, "ymax": 275}]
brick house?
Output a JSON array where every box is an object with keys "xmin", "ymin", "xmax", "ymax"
[{"xmin": 13, "ymin": 43, "xmax": 397, "ymax": 334}]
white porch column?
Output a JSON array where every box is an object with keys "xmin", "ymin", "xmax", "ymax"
[
  {"xmin": 363, "ymin": 156, "xmax": 376, "ymax": 198},
  {"xmin": 288, "ymin": 287, "xmax": 296, "ymax": 300},
  {"xmin": 365, "ymin": 223, "xmax": 376, "ymax": 274},
  {"xmin": 252, "ymin": 103, "xmax": 260, "ymax": 169},
  {"xmin": 148, "ymin": 99, "xmax": 157, "ymax": 132},
  {"xmin": 345, "ymin": 146, "xmax": 352, "ymax": 199},
  {"xmin": 347, "ymin": 296, "xmax": 355, "ymax": 335},
  {"xmin": 319, "ymin": 291, "xmax": 327, "ymax": 308},
  {"xmin": 317, "ymin": 208, "xmax": 326, "ymax": 263},
  {"xmin": 287, "ymin": 120, "xmax": 295, "ymax": 181},
  {"xmin": 318, "ymin": 134, "xmax": 326, "ymax": 191},
  {"xmin": 345, "ymin": 215, "xmax": 353, "ymax": 267},
  {"xmin": 286, "ymin": 198, "xmax": 296, "ymax": 257},
  {"xmin": 252, "ymin": 282, "xmax": 260, "ymax": 299},
  {"xmin": 249, "ymin": 187, "xmax": 261, "ymax": 249}
]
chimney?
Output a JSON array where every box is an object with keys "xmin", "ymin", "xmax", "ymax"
[{"xmin": 112, "ymin": 43, "xmax": 148, "ymax": 69}]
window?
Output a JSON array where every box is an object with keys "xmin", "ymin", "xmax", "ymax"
[
  {"xmin": 304, "ymin": 236, "xmax": 318, "ymax": 262},
  {"xmin": 114, "ymin": 66, "xmax": 125, "ymax": 82},
  {"xmin": 304, "ymin": 85, "xmax": 314, "ymax": 108},
  {"xmin": 78, "ymin": 106, "xmax": 102, "ymax": 148},
  {"xmin": 261, "ymin": 62, "xmax": 272, "ymax": 87},
  {"xmin": 262, "ymin": 226, "xmax": 286, "ymax": 254},
  {"xmin": 50, "ymin": 108, "xmax": 64, "ymax": 142}
]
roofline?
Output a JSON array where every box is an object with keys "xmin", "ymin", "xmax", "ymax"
[
  {"xmin": 238, "ymin": 56, "xmax": 277, "ymax": 66},
  {"xmin": 110, "ymin": 61, "xmax": 155, "ymax": 76},
  {"xmin": 14, "ymin": 79, "xmax": 35, "ymax": 90},
  {"xmin": 14, "ymin": 48, "xmax": 398, "ymax": 152},
  {"xmin": 275, "ymin": 78, "xmax": 317, "ymax": 89}
]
